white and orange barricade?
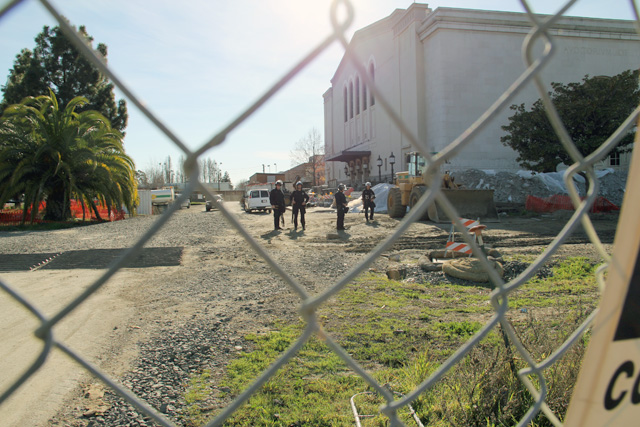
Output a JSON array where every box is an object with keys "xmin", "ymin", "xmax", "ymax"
[{"xmin": 444, "ymin": 218, "xmax": 486, "ymax": 257}]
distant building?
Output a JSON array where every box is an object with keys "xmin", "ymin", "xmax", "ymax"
[
  {"xmin": 248, "ymin": 173, "xmax": 286, "ymax": 185},
  {"xmin": 285, "ymin": 164, "xmax": 309, "ymax": 186},
  {"xmin": 285, "ymin": 155, "xmax": 326, "ymax": 187},
  {"xmin": 324, "ymin": 4, "xmax": 640, "ymax": 188}
]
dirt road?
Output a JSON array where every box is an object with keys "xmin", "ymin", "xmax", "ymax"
[{"xmin": 0, "ymin": 202, "xmax": 618, "ymax": 426}]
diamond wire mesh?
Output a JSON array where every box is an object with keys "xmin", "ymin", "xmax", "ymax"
[{"xmin": 0, "ymin": 0, "xmax": 638, "ymax": 426}]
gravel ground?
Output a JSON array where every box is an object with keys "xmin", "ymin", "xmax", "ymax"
[{"xmin": 0, "ymin": 201, "xmax": 618, "ymax": 426}]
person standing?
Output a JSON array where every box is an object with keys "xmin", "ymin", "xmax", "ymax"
[
  {"xmin": 335, "ymin": 183, "xmax": 347, "ymax": 230},
  {"xmin": 361, "ymin": 182, "xmax": 376, "ymax": 222},
  {"xmin": 270, "ymin": 180, "xmax": 285, "ymax": 230},
  {"xmin": 290, "ymin": 181, "xmax": 309, "ymax": 230}
]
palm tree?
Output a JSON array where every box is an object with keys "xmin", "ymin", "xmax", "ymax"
[{"xmin": 0, "ymin": 90, "xmax": 137, "ymax": 223}]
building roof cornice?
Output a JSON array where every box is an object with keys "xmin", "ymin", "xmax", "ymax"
[{"xmin": 418, "ymin": 7, "xmax": 639, "ymax": 41}]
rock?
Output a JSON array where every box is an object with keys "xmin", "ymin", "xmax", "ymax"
[
  {"xmin": 389, "ymin": 254, "xmax": 401, "ymax": 262},
  {"xmin": 327, "ymin": 233, "xmax": 340, "ymax": 240},
  {"xmin": 386, "ymin": 267, "xmax": 406, "ymax": 280}
]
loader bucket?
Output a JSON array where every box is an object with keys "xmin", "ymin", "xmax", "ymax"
[{"xmin": 427, "ymin": 189, "xmax": 499, "ymax": 223}]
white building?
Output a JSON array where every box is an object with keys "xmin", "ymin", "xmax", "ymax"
[{"xmin": 323, "ymin": 4, "xmax": 640, "ymax": 188}]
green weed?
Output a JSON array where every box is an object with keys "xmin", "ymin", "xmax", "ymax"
[{"xmin": 182, "ymin": 258, "xmax": 596, "ymax": 426}]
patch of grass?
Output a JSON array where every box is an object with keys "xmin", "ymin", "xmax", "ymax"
[
  {"xmin": 551, "ymin": 257, "xmax": 596, "ymax": 280},
  {"xmin": 183, "ymin": 370, "xmax": 215, "ymax": 425},
  {"xmin": 509, "ymin": 258, "xmax": 599, "ymax": 310},
  {"xmin": 184, "ymin": 258, "xmax": 596, "ymax": 426},
  {"xmin": 209, "ymin": 324, "xmax": 365, "ymax": 426},
  {"xmin": 433, "ymin": 320, "xmax": 483, "ymax": 340}
]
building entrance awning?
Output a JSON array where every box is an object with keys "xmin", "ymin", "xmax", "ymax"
[{"xmin": 325, "ymin": 150, "xmax": 371, "ymax": 162}]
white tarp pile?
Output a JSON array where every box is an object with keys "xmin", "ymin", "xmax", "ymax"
[{"xmin": 347, "ymin": 183, "xmax": 395, "ymax": 214}]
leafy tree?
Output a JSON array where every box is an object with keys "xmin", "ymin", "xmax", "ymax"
[
  {"xmin": 290, "ymin": 127, "xmax": 325, "ymax": 186},
  {"xmin": 0, "ymin": 90, "xmax": 137, "ymax": 223},
  {"xmin": 1, "ymin": 24, "xmax": 127, "ymax": 133},
  {"xmin": 501, "ymin": 70, "xmax": 639, "ymax": 174}
]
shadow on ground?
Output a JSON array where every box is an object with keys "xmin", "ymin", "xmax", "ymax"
[{"xmin": 0, "ymin": 247, "xmax": 183, "ymax": 271}]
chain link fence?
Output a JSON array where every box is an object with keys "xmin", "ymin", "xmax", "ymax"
[{"xmin": 1, "ymin": 0, "xmax": 639, "ymax": 426}]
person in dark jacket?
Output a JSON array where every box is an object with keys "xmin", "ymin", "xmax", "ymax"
[
  {"xmin": 269, "ymin": 180, "xmax": 286, "ymax": 230},
  {"xmin": 290, "ymin": 181, "xmax": 309, "ymax": 230},
  {"xmin": 361, "ymin": 181, "xmax": 375, "ymax": 221},
  {"xmin": 335, "ymin": 184, "xmax": 347, "ymax": 230}
]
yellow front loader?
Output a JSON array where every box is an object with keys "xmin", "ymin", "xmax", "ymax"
[{"xmin": 387, "ymin": 153, "xmax": 498, "ymax": 222}]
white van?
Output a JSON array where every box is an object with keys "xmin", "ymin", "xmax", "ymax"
[{"xmin": 244, "ymin": 188, "xmax": 271, "ymax": 213}]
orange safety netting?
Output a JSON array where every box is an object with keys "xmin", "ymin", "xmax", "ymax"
[
  {"xmin": 525, "ymin": 194, "xmax": 620, "ymax": 213},
  {"xmin": 0, "ymin": 200, "xmax": 125, "ymax": 225}
]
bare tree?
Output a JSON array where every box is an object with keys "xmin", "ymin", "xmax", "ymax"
[
  {"xmin": 290, "ymin": 127, "xmax": 325, "ymax": 186},
  {"xmin": 176, "ymin": 155, "xmax": 186, "ymax": 183},
  {"xmin": 145, "ymin": 162, "xmax": 165, "ymax": 188},
  {"xmin": 235, "ymin": 179, "xmax": 248, "ymax": 191}
]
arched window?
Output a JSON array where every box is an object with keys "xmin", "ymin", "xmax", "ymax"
[
  {"xmin": 363, "ymin": 82, "xmax": 367, "ymax": 111},
  {"xmin": 369, "ymin": 63, "xmax": 375, "ymax": 106},
  {"xmin": 349, "ymin": 81, "xmax": 354, "ymax": 119},
  {"xmin": 355, "ymin": 76, "xmax": 360, "ymax": 115},
  {"xmin": 343, "ymin": 86, "xmax": 347, "ymax": 123}
]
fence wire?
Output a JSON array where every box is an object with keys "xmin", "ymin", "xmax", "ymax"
[{"xmin": 0, "ymin": 0, "xmax": 638, "ymax": 426}]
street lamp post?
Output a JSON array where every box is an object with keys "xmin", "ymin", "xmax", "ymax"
[
  {"xmin": 376, "ymin": 155, "xmax": 382, "ymax": 183},
  {"xmin": 389, "ymin": 152, "xmax": 395, "ymax": 182},
  {"xmin": 217, "ymin": 162, "xmax": 223, "ymax": 191}
]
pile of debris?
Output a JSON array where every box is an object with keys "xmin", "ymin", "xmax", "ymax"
[
  {"xmin": 453, "ymin": 168, "xmax": 628, "ymax": 206},
  {"xmin": 346, "ymin": 169, "xmax": 627, "ymax": 214}
]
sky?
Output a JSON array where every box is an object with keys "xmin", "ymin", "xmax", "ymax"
[{"xmin": 0, "ymin": 0, "xmax": 637, "ymax": 185}]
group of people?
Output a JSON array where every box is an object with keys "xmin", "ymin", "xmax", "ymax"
[
  {"xmin": 269, "ymin": 180, "xmax": 375, "ymax": 232},
  {"xmin": 269, "ymin": 180, "xmax": 309, "ymax": 231}
]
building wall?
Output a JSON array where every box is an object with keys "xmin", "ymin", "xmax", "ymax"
[
  {"xmin": 325, "ymin": 11, "xmax": 400, "ymax": 185},
  {"xmin": 324, "ymin": 4, "xmax": 640, "ymax": 185},
  {"xmin": 285, "ymin": 164, "xmax": 308, "ymax": 184},
  {"xmin": 420, "ymin": 8, "xmax": 640, "ymax": 172}
]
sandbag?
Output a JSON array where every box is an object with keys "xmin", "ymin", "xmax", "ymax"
[{"xmin": 442, "ymin": 258, "xmax": 504, "ymax": 283}]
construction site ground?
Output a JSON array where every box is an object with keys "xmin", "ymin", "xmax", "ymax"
[{"xmin": 0, "ymin": 201, "xmax": 619, "ymax": 426}]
